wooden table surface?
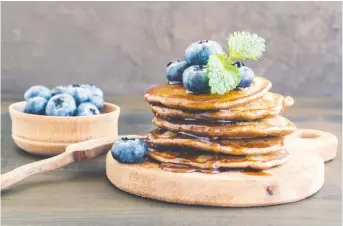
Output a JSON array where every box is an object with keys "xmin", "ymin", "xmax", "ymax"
[{"xmin": 1, "ymin": 95, "xmax": 342, "ymax": 226}]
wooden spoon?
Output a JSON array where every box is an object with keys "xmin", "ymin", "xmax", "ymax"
[{"xmin": 0, "ymin": 135, "xmax": 143, "ymax": 191}]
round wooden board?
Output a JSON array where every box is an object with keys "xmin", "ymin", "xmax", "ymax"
[
  {"xmin": 106, "ymin": 128, "xmax": 336, "ymax": 207},
  {"xmin": 284, "ymin": 129, "xmax": 338, "ymax": 162},
  {"xmin": 106, "ymin": 150, "xmax": 324, "ymax": 207}
]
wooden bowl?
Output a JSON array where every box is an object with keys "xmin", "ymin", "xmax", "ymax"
[{"xmin": 9, "ymin": 101, "xmax": 120, "ymax": 156}]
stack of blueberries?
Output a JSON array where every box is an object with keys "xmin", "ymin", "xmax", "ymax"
[
  {"xmin": 23, "ymin": 84, "xmax": 104, "ymax": 117},
  {"xmin": 166, "ymin": 40, "xmax": 255, "ymax": 93}
]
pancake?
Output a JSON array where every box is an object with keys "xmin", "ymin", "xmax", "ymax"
[
  {"xmin": 145, "ymin": 76, "xmax": 272, "ymax": 111},
  {"xmin": 148, "ymin": 148, "xmax": 291, "ymax": 170},
  {"xmin": 150, "ymin": 93, "xmax": 294, "ymax": 121},
  {"xmin": 152, "ymin": 115, "xmax": 296, "ymax": 138},
  {"xmin": 148, "ymin": 128, "xmax": 284, "ymax": 155}
]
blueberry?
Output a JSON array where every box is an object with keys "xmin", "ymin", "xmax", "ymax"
[
  {"xmin": 184, "ymin": 40, "xmax": 225, "ymax": 65},
  {"xmin": 24, "ymin": 85, "xmax": 51, "ymax": 101},
  {"xmin": 232, "ymin": 61, "xmax": 245, "ymax": 68},
  {"xmin": 23, "ymin": 97, "xmax": 48, "ymax": 115},
  {"xmin": 166, "ymin": 60, "xmax": 189, "ymax": 83},
  {"xmin": 182, "ymin": 65, "xmax": 210, "ymax": 93},
  {"xmin": 90, "ymin": 86, "xmax": 103, "ymax": 97},
  {"xmin": 45, "ymin": 94, "xmax": 77, "ymax": 116},
  {"xmin": 79, "ymin": 84, "xmax": 90, "ymax": 90},
  {"xmin": 51, "ymin": 86, "xmax": 67, "ymax": 96},
  {"xmin": 237, "ymin": 66, "xmax": 255, "ymax": 88},
  {"xmin": 65, "ymin": 86, "xmax": 90, "ymax": 105},
  {"xmin": 111, "ymin": 137, "xmax": 148, "ymax": 163},
  {"xmin": 80, "ymin": 84, "xmax": 103, "ymax": 97},
  {"xmin": 88, "ymin": 95, "xmax": 104, "ymax": 111},
  {"xmin": 75, "ymin": 102, "xmax": 100, "ymax": 116}
]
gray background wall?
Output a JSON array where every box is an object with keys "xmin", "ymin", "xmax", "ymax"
[{"xmin": 1, "ymin": 2, "xmax": 342, "ymax": 97}]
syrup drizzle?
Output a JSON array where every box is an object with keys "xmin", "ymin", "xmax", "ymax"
[
  {"xmin": 142, "ymin": 157, "xmax": 272, "ymax": 176},
  {"xmin": 144, "ymin": 77, "xmax": 272, "ymax": 111},
  {"xmin": 159, "ymin": 162, "xmax": 272, "ymax": 176}
]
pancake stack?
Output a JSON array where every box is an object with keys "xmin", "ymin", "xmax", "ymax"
[{"xmin": 144, "ymin": 76, "xmax": 297, "ymax": 172}]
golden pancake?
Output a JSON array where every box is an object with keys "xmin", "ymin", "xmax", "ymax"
[
  {"xmin": 150, "ymin": 93, "xmax": 294, "ymax": 121},
  {"xmin": 148, "ymin": 128, "xmax": 284, "ymax": 155},
  {"xmin": 152, "ymin": 115, "xmax": 296, "ymax": 138},
  {"xmin": 145, "ymin": 76, "xmax": 272, "ymax": 111},
  {"xmin": 148, "ymin": 148, "xmax": 291, "ymax": 170}
]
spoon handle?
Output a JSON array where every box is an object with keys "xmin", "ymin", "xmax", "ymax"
[
  {"xmin": 1, "ymin": 134, "xmax": 145, "ymax": 191},
  {"xmin": 1, "ymin": 151, "xmax": 74, "ymax": 191}
]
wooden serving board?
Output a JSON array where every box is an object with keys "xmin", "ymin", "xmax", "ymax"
[
  {"xmin": 285, "ymin": 129, "xmax": 338, "ymax": 162},
  {"xmin": 106, "ymin": 129, "xmax": 336, "ymax": 207}
]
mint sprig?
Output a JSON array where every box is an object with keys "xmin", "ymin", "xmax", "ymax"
[
  {"xmin": 207, "ymin": 54, "xmax": 241, "ymax": 95},
  {"xmin": 228, "ymin": 31, "xmax": 266, "ymax": 60},
  {"xmin": 206, "ymin": 31, "xmax": 266, "ymax": 94}
]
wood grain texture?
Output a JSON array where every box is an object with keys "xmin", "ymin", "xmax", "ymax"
[
  {"xmin": 1, "ymin": 151, "xmax": 74, "ymax": 191},
  {"xmin": 1, "ymin": 135, "xmax": 141, "ymax": 191},
  {"xmin": 106, "ymin": 145, "xmax": 325, "ymax": 207},
  {"xmin": 285, "ymin": 129, "xmax": 338, "ymax": 162},
  {"xmin": 1, "ymin": 96, "xmax": 342, "ymax": 226},
  {"xmin": 9, "ymin": 102, "xmax": 120, "ymax": 155}
]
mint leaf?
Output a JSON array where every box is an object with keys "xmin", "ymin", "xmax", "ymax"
[
  {"xmin": 228, "ymin": 31, "xmax": 266, "ymax": 60},
  {"xmin": 206, "ymin": 54, "xmax": 241, "ymax": 95}
]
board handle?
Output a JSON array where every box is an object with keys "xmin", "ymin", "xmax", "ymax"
[{"xmin": 285, "ymin": 129, "xmax": 338, "ymax": 162}]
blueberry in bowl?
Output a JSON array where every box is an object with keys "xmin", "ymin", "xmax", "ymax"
[
  {"xmin": 80, "ymin": 84, "xmax": 104, "ymax": 97},
  {"xmin": 23, "ymin": 97, "xmax": 48, "ymax": 115},
  {"xmin": 76, "ymin": 102, "xmax": 100, "ymax": 116},
  {"xmin": 45, "ymin": 93, "xmax": 77, "ymax": 116},
  {"xmin": 51, "ymin": 86, "xmax": 67, "ymax": 96},
  {"xmin": 111, "ymin": 137, "xmax": 148, "ymax": 163},
  {"xmin": 65, "ymin": 85, "xmax": 90, "ymax": 106},
  {"xmin": 88, "ymin": 95, "xmax": 104, "ymax": 111},
  {"xmin": 89, "ymin": 85, "xmax": 104, "ymax": 97},
  {"xmin": 24, "ymin": 85, "xmax": 51, "ymax": 101}
]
